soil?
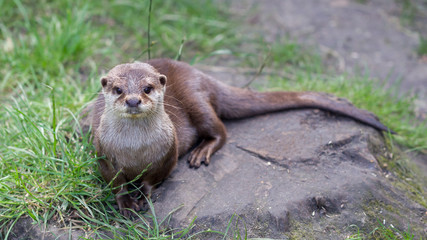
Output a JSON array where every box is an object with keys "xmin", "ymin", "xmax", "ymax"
[{"xmin": 231, "ymin": 0, "xmax": 427, "ymax": 119}]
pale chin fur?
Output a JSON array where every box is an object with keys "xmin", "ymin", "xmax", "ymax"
[{"xmin": 118, "ymin": 105, "xmax": 154, "ymax": 118}]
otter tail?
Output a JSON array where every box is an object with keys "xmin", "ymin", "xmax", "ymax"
[{"xmin": 215, "ymin": 84, "xmax": 395, "ymax": 134}]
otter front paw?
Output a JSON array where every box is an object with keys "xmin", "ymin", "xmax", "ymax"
[
  {"xmin": 188, "ymin": 139, "xmax": 216, "ymax": 168},
  {"xmin": 116, "ymin": 192, "xmax": 140, "ymax": 217}
]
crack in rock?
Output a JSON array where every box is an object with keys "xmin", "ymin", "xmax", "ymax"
[{"xmin": 235, "ymin": 144, "xmax": 289, "ymax": 169}]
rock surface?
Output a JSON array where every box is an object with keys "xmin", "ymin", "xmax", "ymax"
[{"xmin": 152, "ymin": 109, "xmax": 426, "ymax": 238}]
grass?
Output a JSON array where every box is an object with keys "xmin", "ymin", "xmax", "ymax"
[
  {"xmin": 397, "ymin": 0, "xmax": 418, "ymax": 26},
  {"xmin": 346, "ymin": 221, "xmax": 418, "ymax": 240},
  {"xmin": 0, "ymin": 0, "xmax": 426, "ymax": 239},
  {"xmin": 417, "ymin": 35, "xmax": 427, "ymax": 57},
  {"xmin": 394, "ymin": 0, "xmax": 427, "ymax": 57},
  {"xmin": 0, "ymin": 0, "xmax": 239, "ymax": 238}
]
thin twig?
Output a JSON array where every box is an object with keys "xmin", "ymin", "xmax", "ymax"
[
  {"xmin": 175, "ymin": 38, "xmax": 185, "ymax": 61},
  {"xmin": 242, "ymin": 47, "xmax": 272, "ymax": 88},
  {"xmin": 147, "ymin": 0, "xmax": 153, "ymax": 60}
]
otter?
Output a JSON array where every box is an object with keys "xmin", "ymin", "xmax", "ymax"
[{"xmin": 83, "ymin": 58, "xmax": 393, "ymax": 216}]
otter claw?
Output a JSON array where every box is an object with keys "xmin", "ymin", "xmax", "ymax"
[
  {"xmin": 188, "ymin": 144, "xmax": 213, "ymax": 168},
  {"xmin": 116, "ymin": 193, "xmax": 140, "ymax": 217}
]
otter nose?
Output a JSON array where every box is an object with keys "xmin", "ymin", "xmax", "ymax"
[{"xmin": 126, "ymin": 98, "xmax": 141, "ymax": 107}]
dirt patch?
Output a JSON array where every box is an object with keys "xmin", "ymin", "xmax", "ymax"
[{"xmin": 230, "ymin": 0, "xmax": 427, "ymax": 118}]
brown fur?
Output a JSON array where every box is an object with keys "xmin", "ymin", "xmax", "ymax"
[{"xmin": 83, "ymin": 58, "xmax": 393, "ymax": 216}]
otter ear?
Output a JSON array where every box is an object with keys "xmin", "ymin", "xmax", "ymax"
[
  {"xmin": 101, "ymin": 77, "xmax": 108, "ymax": 88},
  {"xmin": 159, "ymin": 74, "xmax": 167, "ymax": 86}
]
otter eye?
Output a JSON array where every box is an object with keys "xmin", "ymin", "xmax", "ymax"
[
  {"xmin": 143, "ymin": 86, "xmax": 152, "ymax": 94},
  {"xmin": 114, "ymin": 87, "xmax": 123, "ymax": 95}
]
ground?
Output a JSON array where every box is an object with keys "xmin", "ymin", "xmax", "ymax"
[{"xmin": 233, "ymin": 0, "xmax": 427, "ymax": 109}]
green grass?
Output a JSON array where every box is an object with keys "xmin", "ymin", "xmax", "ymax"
[
  {"xmin": 397, "ymin": 0, "xmax": 418, "ymax": 25},
  {"xmin": 394, "ymin": 0, "xmax": 427, "ymax": 57},
  {"xmin": 346, "ymin": 222, "xmax": 418, "ymax": 240},
  {"xmin": 0, "ymin": 0, "xmax": 240, "ymax": 238},
  {"xmin": 417, "ymin": 35, "xmax": 427, "ymax": 57},
  {"xmin": 0, "ymin": 0, "xmax": 426, "ymax": 239}
]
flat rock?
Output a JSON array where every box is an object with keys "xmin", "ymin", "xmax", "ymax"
[{"xmin": 153, "ymin": 110, "xmax": 426, "ymax": 238}]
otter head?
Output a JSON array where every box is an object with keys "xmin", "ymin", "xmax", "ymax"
[{"xmin": 100, "ymin": 62, "xmax": 167, "ymax": 118}]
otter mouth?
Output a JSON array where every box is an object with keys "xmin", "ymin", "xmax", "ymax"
[
  {"xmin": 125, "ymin": 107, "xmax": 143, "ymax": 116},
  {"xmin": 121, "ymin": 104, "xmax": 152, "ymax": 118}
]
